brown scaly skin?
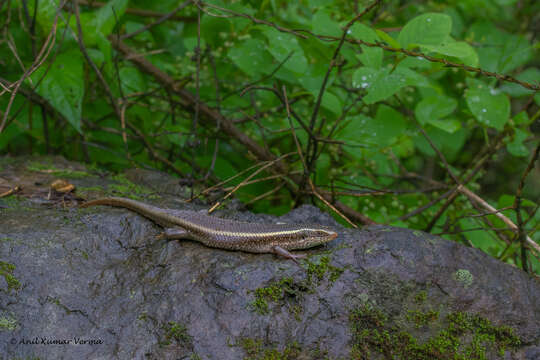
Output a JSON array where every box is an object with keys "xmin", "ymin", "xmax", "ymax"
[{"xmin": 81, "ymin": 197, "xmax": 338, "ymax": 262}]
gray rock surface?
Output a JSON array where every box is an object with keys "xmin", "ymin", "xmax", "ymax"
[{"xmin": 0, "ymin": 157, "xmax": 538, "ymax": 359}]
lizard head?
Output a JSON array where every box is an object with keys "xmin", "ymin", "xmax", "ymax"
[{"xmin": 292, "ymin": 227, "xmax": 338, "ymax": 249}]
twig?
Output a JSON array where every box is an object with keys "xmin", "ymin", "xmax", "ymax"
[
  {"xmin": 283, "ymin": 85, "xmax": 358, "ymax": 228},
  {"xmin": 67, "ymin": 0, "xmax": 196, "ymax": 22},
  {"xmin": 306, "ymin": 0, "xmax": 381, "ymax": 175},
  {"xmin": 513, "ymin": 142, "xmax": 539, "ymax": 270},
  {"xmin": 121, "ymin": 0, "xmax": 192, "ymax": 40},
  {"xmin": 207, "ymin": 152, "xmax": 294, "ymax": 213},
  {"xmin": 197, "ymin": 1, "xmax": 307, "ymax": 39},
  {"xmin": 109, "ymin": 36, "xmax": 376, "ymax": 225},
  {"xmin": 460, "ymin": 185, "xmax": 540, "ymax": 255},
  {"xmin": 0, "ymin": 0, "xmax": 62, "ymax": 133}
]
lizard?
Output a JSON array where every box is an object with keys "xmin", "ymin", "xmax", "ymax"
[{"xmin": 81, "ymin": 197, "xmax": 338, "ymax": 262}]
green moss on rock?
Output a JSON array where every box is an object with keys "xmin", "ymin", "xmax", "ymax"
[
  {"xmin": 0, "ymin": 261, "xmax": 21, "ymax": 291},
  {"xmin": 250, "ymin": 256, "xmax": 344, "ymax": 317},
  {"xmin": 239, "ymin": 338, "xmax": 301, "ymax": 360},
  {"xmin": 349, "ymin": 304, "xmax": 520, "ymax": 359},
  {"xmin": 453, "ymin": 269, "xmax": 474, "ymax": 288},
  {"xmin": 0, "ymin": 313, "xmax": 18, "ymax": 331}
]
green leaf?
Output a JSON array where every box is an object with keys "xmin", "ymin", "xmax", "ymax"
[
  {"xmin": 415, "ymin": 95, "xmax": 457, "ymax": 125},
  {"xmin": 414, "ymin": 126, "xmax": 467, "ymax": 162},
  {"xmin": 320, "ymin": 92, "xmax": 342, "ymax": 117},
  {"xmin": 0, "ymin": 121, "xmax": 24, "ymax": 151},
  {"xmin": 513, "ymin": 111, "xmax": 531, "ymax": 126},
  {"xmin": 124, "ymin": 21, "xmax": 154, "ymax": 42},
  {"xmin": 373, "ymin": 105, "xmax": 407, "ymax": 146},
  {"xmin": 308, "ymin": 0, "xmax": 333, "ymax": 7},
  {"xmin": 228, "ymin": 38, "xmax": 273, "ymax": 76},
  {"xmin": 429, "ymin": 118, "xmax": 461, "ymax": 133},
  {"xmin": 362, "ymin": 68, "xmax": 408, "ymax": 104},
  {"xmin": 263, "ymin": 28, "xmax": 308, "ymax": 73},
  {"xmin": 25, "ymin": 0, "xmax": 58, "ymax": 32},
  {"xmin": 395, "ymin": 66, "xmax": 433, "ymax": 88},
  {"xmin": 312, "ymin": 9, "xmax": 342, "ymax": 37},
  {"xmin": 352, "ymin": 67, "xmax": 380, "ymax": 90},
  {"xmin": 353, "ymin": 66, "xmax": 431, "ymax": 104},
  {"xmin": 119, "ymin": 67, "xmax": 147, "ymax": 94},
  {"xmin": 500, "ymin": 68, "xmax": 540, "ymax": 98},
  {"xmin": 350, "ymin": 23, "xmax": 383, "ymax": 68},
  {"xmin": 421, "ymin": 41, "xmax": 479, "ymax": 67},
  {"xmin": 92, "ymin": 0, "xmax": 128, "ymax": 36},
  {"xmin": 498, "ymin": 194, "xmax": 536, "ymax": 209},
  {"xmin": 335, "ymin": 106, "xmax": 406, "ymax": 149},
  {"xmin": 506, "ymin": 128, "xmax": 529, "ymax": 158},
  {"xmin": 316, "ymin": 153, "xmax": 331, "ymax": 184},
  {"xmin": 459, "ymin": 218, "xmax": 498, "ymax": 253},
  {"xmin": 30, "ymin": 49, "xmax": 84, "ymax": 133},
  {"xmin": 465, "ymin": 88, "xmax": 510, "ymax": 130},
  {"xmin": 334, "ymin": 114, "xmax": 373, "ymax": 148},
  {"xmin": 375, "ymin": 30, "xmax": 401, "ymax": 49},
  {"xmin": 398, "ymin": 13, "xmax": 452, "ymax": 48},
  {"xmin": 392, "ymin": 135, "xmax": 415, "ymax": 158},
  {"xmin": 467, "ymin": 22, "xmax": 532, "ymax": 73}
]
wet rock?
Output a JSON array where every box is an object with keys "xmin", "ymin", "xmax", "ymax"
[{"xmin": 0, "ymin": 157, "xmax": 538, "ymax": 359}]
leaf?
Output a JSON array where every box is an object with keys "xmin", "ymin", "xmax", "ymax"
[
  {"xmin": 334, "ymin": 114, "xmax": 373, "ymax": 152},
  {"xmin": 91, "ymin": 0, "xmax": 129, "ymax": 36},
  {"xmin": 506, "ymin": 128, "xmax": 529, "ymax": 158},
  {"xmin": 353, "ymin": 66, "xmax": 431, "ymax": 104},
  {"xmin": 30, "ymin": 49, "xmax": 84, "ymax": 133},
  {"xmin": 415, "ymin": 95, "xmax": 457, "ymax": 125},
  {"xmin": 312, "ymin": 9, "xmax": 342, "ymax": 37},
  {"xmin": 429, "ymin": 118, "xmax": 461, "ymax": 133},
  {"xmin": 335, "ymin": 106, "xmax": 405, "ymax": 149},
  {"xmin": 263, "ymin": 28, "xmax": 308, "ymax": 73},
  {"xmin": 375, "ymin": 30, "xmax": 401, "ymax": 49},
  {"xmin": 0, "ymin": 121, "xmax": 24, "ymax": 151},
  {"xmin": 513, "ymin": 111, "xmax": 531, "ymax": 126},
  {"xmin": 362, "ymin": 69, "xmax": 408, "ymax": 104},
  {"xmin": 315, "ymin": 153, "xmax": 331, "ymax": 184},
  {"xmin": 25, "ymin": 0, "xmax": 58, "ymax": 31},
  {"xmin": 398, "ymin": 13, "xmax": 452, "ymax": 48},
  {"xmin": 350, "ymin": 23, "xmax": 383, "ymax": 68},
  {"xmin": 395, "ymin": 66, "xmax": 433, "ymax": 88},
  {"xmin": 465, "ymin": 88, "xmax": 510, "ymax": 130},
  {"xmin": 392, "ymin": 135, "xmax": 415, "ymax": 158},
  {"xmin": 320, "ymin": 92, "xmax": 342, "ymax": 117},
  {"xmin": 414, "ymin": 126, "xmax": 467, "ymax": 162},
  {"xmin": 373, "ymin": 105, "xmax": 407, "ymax": 146},
  {"xmin": 459, "ymin": 218, "xmax": 498, "ymax": 253},
  {"xmin": 119, "ymin": 67, "xmax": 147, "ymax": 94},
  {"xmin": 228, "ymin": 38, "xmax": 273, "ymax": 76},
  {"xmin": 421, "ymin": 41, "xmax": 479, "ymax": 67},
  {"xmin": 500, "ymin": 68, "xmax": 540, "ymax": 98},
  {"xmin": 352, "ymin": 67, "xmax": 380, "ymax": 90},
  {"xmin": 467, "ymin": 22, "xmax": 532, "ymax": 73}
]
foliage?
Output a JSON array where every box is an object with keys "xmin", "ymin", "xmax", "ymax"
[{"xmin": 0, "ymin": 0, "xmax": 538, "ymax": 272}]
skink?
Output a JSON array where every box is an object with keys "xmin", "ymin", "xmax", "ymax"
[{"xmin": 81, "ymin": 197, "xmax": 337, "ymax": 262}]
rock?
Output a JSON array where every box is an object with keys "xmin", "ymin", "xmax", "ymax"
[{"xmin": 0, "ymin": 158, "xmax": 538, "ymax": 359}]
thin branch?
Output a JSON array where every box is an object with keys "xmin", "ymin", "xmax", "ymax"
[
  {"xmin": 283, "ymin": 85, "xmax": 358, "ymax": 228},
  {"xmin": 121, "ymin": 0, "xmax": 192, "ymax": 40},
  {"xmin": 109, "ymin": 36, "xmax": 375, "ymax": 225},
  {"xmin": 460, "ymin": 185, "xmax": 540, "ymax": 256},
  {"xmin": 513, "ymin": 142, "xmax": 540, "ymax": 270},
  {"xmin": 207, "ymin": 152, "xmax": 295, "ymax": 213},
  {"xmin": 0, "ymin": 0, "xmax": 63, "ymax": 133},
  {"xmin": 68, "ymin": 0, "xmax": 196, "ymax": 22},
  {"xmin": 197, "ymin": 1, "xmax": 307, "ymax": 39}
]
